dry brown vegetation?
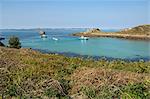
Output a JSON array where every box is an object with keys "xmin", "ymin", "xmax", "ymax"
[
  {"xmin": 71, "ymin": 67, "xmax": 149, "ymax": 93},
  {"xmin": 0, "ymin": 47, "xmax": 150, "ymax": 99}
]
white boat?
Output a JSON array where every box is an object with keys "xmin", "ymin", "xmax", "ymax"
[
  {"xmin": 79, "ymin": 36, "xmax": 89, "ymax": 40},
  {"xmin": 52, "ymin": 37, "xmax": 58, "ymax": 41},
  {"xmin": 41, "ymin": 34, "xmax": 47, "ymax": 38}
]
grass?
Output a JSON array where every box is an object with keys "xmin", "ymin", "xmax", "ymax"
[
  {"xmin": 119, "ymin": 24, "xmax": 150, "ymax": 35},
  {"xmin": 0, "ymin": 47, "xmax": 150, "ymax": 98}
]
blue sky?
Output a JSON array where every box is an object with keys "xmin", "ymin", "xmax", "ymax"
[{"xmin": 0, "ymin": 0, "xmax": 149, "ymax": 29}]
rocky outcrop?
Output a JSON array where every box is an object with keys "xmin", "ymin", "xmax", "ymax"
[
  {"xmin": 0, "ymin": 42, "xmax": 5, "ymax": 46},
  {"xmin": 72, "ymin": 28, "xmax": 102, "ymax": 36},
  {"xmin": 39, "ymin": 31, "xmax": 46, "ymax": 35},
  {"xmin": 0, "ymin": 36, "xmax": 5, "ymax": 46},
  {"xmin": 0, "ymin": 37, "xmax": 5, "ymax": 41},
  {"xmin": 87, "ymin": 28, "xmax": 101, "ymax": 33}
]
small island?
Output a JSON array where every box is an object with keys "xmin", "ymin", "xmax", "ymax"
[{"xmin": 73, "ymin": 25, "xmax": 150, "ymax": 40}]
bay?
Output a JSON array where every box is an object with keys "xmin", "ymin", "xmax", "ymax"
[{"xmin": 1, "ymin": 28, "xmax": 150, "ymax": 60}]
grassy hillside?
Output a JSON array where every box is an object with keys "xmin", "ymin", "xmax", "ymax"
[
  {"xmin": 119, "ymin": 25, "xmax": 150, "ymax": 35},
  {"xmin": 73, "ymin": 25, "xmax": 150, "ymax": 39},
  {"xmin": 0, "ymin": 47, "xmax": 150, "ymax": 98}
]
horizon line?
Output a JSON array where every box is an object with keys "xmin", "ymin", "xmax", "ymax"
[
  {"xmin": 1, "ymin": 24, "xmax": 149, "ymax": 30},
  {"xmin": 0, "ymin": 27, "xmax": 123, "ymax": 30}
]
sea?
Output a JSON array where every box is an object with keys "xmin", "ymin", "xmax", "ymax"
[{"xmin": 0, "ymin": 28, "xmax": 150, "ymax": 61}]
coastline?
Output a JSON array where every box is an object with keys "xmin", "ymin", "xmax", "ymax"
[
  {"xmin": 34, "ymin": 48, "xmax": 150, "ymax": 62},
  {"xmin": 72, "ymin": 25, "xmax": 150, "ymax": 40},
  {"xmin": 73, "ymin": 32, "xmax": 150, "ymax": 40}
]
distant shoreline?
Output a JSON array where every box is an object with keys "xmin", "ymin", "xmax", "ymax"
[
  {"xmin": 72, "ymin": 25, "xmax": 150, "ymax": 40},
  {"xmin": 73, "ymin": 32, "xmax": 150, "ymax": 40}
]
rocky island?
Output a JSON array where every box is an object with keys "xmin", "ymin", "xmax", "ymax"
[{"xmin": 73, "ymin": 25, "xmax": 150, "ymax": 40}]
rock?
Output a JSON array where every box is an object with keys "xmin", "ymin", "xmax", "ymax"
[
  {"xmin": 39, "ymin": 31, "xmax": 46, "ymax": 35},
  {"xmin": 0, "ymin": 42, "xmax": 5, "ymax": 47},
  {"xmin": 88, "ymin": 28, "xmax": 101, "ymax": 33},
  {"xmin": 0, "ymin": 38, "xmax": 5, "ymax": 40}
]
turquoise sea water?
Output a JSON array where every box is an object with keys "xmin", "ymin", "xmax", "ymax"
[{"xmin": 1, "ymin": 29, "xmax": 150, "ymax": 60}]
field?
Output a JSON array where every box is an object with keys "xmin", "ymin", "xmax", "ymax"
[{"xmin": 0, "ymin": 47, "xmax": 150, "ymax": 99}]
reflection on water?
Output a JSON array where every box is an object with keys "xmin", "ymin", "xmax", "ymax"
[
  {"xmin": 41, "ymin": 38, "xmax": 47, "ymax": 41},
  {"xmin": 80, "ymin": 40, "xmax": 87, "ymax": 45}
]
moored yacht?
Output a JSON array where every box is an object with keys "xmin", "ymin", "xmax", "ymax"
[
  {"xmin": 41, "ymin": 34, "xmax": 47, "ymax": 38},
  {"xmin": 79, "ymin": 36, "xmax": 89, "ymax": 40},
  {"xmin": 39, "ymin": 31, "xmax": 47, "ymax": 38},
  {"xmin": 52, "ymin": 37, "xmax": 58, "ymax": 41}
]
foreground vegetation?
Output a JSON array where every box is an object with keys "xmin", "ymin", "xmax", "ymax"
[{"xmin": 0, "ymin": 47, "xmax": 150, "ymax": 99}]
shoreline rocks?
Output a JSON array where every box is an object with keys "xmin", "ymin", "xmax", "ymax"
[{"xmin": 0, "ymin": 42, "xmax": 5, "ymax": 46}]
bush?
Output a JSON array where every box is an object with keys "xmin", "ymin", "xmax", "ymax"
[
  {"xmin": 58, "ymin": 79, "xmax": 71, "ymax": 95},
  {"xmin": 8, "ymin": 36, "xmax": 21, "ymax": 49},
  {"xmin": 45, "ymin": 87, "xmax": 59, "ymax": 98},
  {"xmin": 6, "ymin": 84, "xmax": 18, "ymax": 97},
  {"xmin": 121, "ymin": 83, "xmax": 149, "ymax": 99},
  {"xmin": 82, "ymin": 87, "xmax": 97, "ymax": 99}
]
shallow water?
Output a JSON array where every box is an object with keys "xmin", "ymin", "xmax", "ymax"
[{"xmin": 1, "ymin": 29, "xmax": 150, "ymax": 60}]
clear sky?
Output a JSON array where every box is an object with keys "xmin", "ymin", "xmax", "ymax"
[{"xmin": 0, "ymin": 0, "xmax": 149, "ymax": 29}]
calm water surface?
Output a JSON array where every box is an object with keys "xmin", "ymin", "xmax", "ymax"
[{"xmin": 1, "ymin": 29, "xmax": 150, "ymax": 60}]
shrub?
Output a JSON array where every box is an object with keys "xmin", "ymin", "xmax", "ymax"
[
  {"xmin": 58, "ymin": 79, "xmax": 71, "ymax": 95},
  {"xmin": 121, "ymin": 83, "xmax": 149, "ymax": 99},
  {"xmin": 6, "ymin": 84, "xmax": 18, "ymax": 97},
  {"xmin": 8, "ymin": 36, "xmax": 21, "ymax": 49},
  {"xmin": 45, "ymin": 87, "xmax": 59, "ymax": 98},
  {"xmin": 82, "ymin": 87, "xmax": 97, "ymax": 98},
  {"xmin": 81, "ymin": 86, "xmax": 120, "ymax": 99}
]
